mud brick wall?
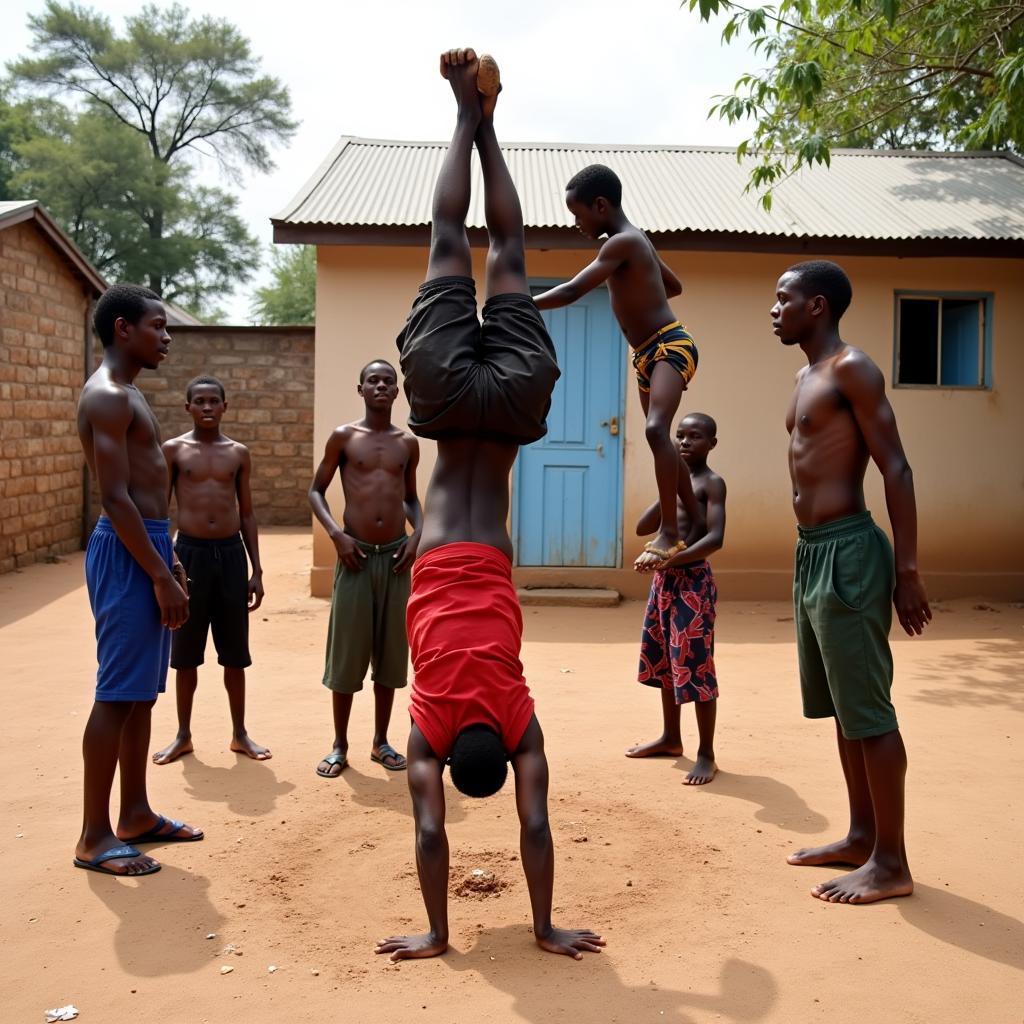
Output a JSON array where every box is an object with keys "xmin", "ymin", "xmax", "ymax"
[
  {"xmin": 0, "ymin": 220, "xmax": 91, "ymax": 573},
  {"xmin": 132, "ymin": 326, "xmax": 315, "ymax": 527}
]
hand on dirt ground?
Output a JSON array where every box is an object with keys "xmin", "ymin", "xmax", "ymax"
[
  {"xmin": 375, "ymin": 932, "xmax": 448, "ymax": 961},
  {"xmin": 535, "ymin": 926, "xmax": 606, "ymax": 960}
]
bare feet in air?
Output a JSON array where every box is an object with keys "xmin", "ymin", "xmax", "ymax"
[
  {"xmin": 440, "ymin": 48, "xmax": 482, "ymax": 118},
  {"xmin": 810, "ymin": 858, "xmax": 914, "ymax": 905},
  {"xmin": 535, "ymin": 926, "xmax": 606, "ymax": 960},
  {"xmin": 375, "ymin": 931, "xmax": 448, "ymax": 961},
  {"xmin": 684, "ymin": 752, "xmax": 718, "ymax": 785},
  {"xmin": 625, "ymin": 735, "xmax": 683, "ymax": 758},
  {"xmin": 787, "ymin": 834, "xmax": 872, "ymax": 868},
  {"xmin": 231, "ymin": 733, "xmax": 272, "ymax": 760},
  {"xmin": 152, "ymin": 734, "xmax": 194, "ymax": 765}
]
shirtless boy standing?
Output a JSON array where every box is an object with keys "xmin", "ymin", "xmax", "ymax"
[
  {"xmin": 75, "ymin": 284, "xmax": 201, "ymax": 877},
  {"xmin": 153, "ymin": 375, "xmax": 269, "ymax": 765},
  {"xmin": 374, "ymin": 49, "xmax": 602, "ymax": 963},
  {"xmin": 772, "ymin": 260, "xmax": 930, "ymax": 904},
  {"xmin": 534, "ymin": 168, "xmax": 701, "ymax": 569},
  {"xmin": 310, "ymin": 359, "xmax": 422, "ymax": 777},
  {"xmin": 628, "ymin": 413, "xmax": 726, "ymax": 785}
]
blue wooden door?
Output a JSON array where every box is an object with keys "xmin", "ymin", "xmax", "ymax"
[{"xmin": 513, "ymin": 286, "xmax": 624, "ymax": 567}]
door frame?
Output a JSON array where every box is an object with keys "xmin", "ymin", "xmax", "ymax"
[{"xmin": 511, "ymin": 278, "xmax": 626, "ymax": 568}]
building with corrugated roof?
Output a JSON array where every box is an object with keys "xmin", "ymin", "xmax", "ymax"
[{"xmin": 274, "ymin": 140, "xmax": 1024, "ymax": 599}]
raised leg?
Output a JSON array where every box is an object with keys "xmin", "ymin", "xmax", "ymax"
[
  {"xmin": 152, "ymin": 668, "xmax": 197, "ymax": 764},
  {"xmin": 425, "ymin": 50, "xmax": 482, "ymax": 283}
]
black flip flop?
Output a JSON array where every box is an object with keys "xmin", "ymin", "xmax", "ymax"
[
  {"xmin": 73, "ymin": 844, "xmax": 160, "ymax": 876},
  {"xmin": 316, "ymin": 751, "xmax": 348, "ymax": 778},
  {"xmin": 371, "ymin": 743, "xmax": 407, "ymax": 772},
  {"xmin": 120, "ymin": 813, "xmax": 203, "ymax": 845}
]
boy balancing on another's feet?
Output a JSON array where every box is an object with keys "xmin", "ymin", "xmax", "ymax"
[
  {"xmin": 627, "ymin": 413, "xmax": 726, "ymax": 785},
  {"xmin": 534, "ymin": 167, "xmax": 701, "ymax": 571},
  {"xmin": 74, "ymin": 284, "xmax": 202, "ymax": 877},
  {"xmin": 773, "ymin": 260, "xmax": 930, "ymax": 904},
  {"xmin": 309, "ymin": 359, "xmax": 422, "ymax": 777},
  {"xmin": 374, "ymin": 49, "xmax": 603, "ymax": 963},
  {"xmin": 153, "ymin": 375, "xmax": 269, "ymax": 765}
]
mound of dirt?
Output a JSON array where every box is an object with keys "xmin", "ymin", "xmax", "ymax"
[{"xmin": 452, "ymin": 868, "xmax": 508, "ymax": 899}]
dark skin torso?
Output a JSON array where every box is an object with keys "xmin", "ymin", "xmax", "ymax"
[
  {"xmin": 165, "ymin": 436, "xmax": 246, "ymax": 537},
  {"xmin": 78, "ymin": 369, "xmax": 169, "ymax": 521},
  {"xmin": 605, "ymin": 228, "xmax": 679, "ymax": 347},
  {"xmin": 786, "ymin": 351, "xmax": 870, "ymax": 527},
  {"xmin": 338, "ymin": 426, "xmax": 415, "ymax": 543}
]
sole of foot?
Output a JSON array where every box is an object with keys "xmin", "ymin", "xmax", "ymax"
[{"xmin": 477, "ymin": 54, "xmax": 500, "ymax": 96}]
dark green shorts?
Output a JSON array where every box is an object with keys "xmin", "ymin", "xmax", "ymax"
[
  {"xmin": 322, "ymin": 536, "xmax": 411, "ymax": 694},
  {"xmin": 794, "ymin": 512, "xmax": 897, "ymax": 740}
]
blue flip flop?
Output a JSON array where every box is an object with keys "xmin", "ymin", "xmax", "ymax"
[
  {"xmin": 120, "ymin": 813, "xmax": 203, "ymax": 845},
  {"xmin": 73, "ymin": 845, "xmax": 160, "ymax": 876}
]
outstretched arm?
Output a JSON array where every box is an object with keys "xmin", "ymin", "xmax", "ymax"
[
  {"xmin": 375, "ymin": 726, "xmax": 450, "ymax": 961},
  {"xmin": 837, "ymin": 353, "xmax": 931, "ymax": 635},
  {"xmin": 533, "ymin": 236, "xmax": 629, "ymax": 310},
  {"xmin": 236, "ymin": 446, "xmax": 264, "ymax": 610},
  {"xmin": 308, "ymin": 427, "xmax": 366, "ymax": 572},
  {"xmin": 512, "ymin": 718, "xmax": 605, "ymax": 960},
  {"xmin": 393, "ymin": 436, "xmax": 424, "ymax": 574}
]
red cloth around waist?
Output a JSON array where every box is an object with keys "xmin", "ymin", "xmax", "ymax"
[{"xmin": 407, "ymin": 542, "xmax": 534, "ymax": 760}]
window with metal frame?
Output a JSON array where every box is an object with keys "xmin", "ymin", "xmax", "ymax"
[{"xmin": 894, "ymin": 293, "xmax": 991, "ymax": 389}]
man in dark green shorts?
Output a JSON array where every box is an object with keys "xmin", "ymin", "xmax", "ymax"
[
  {"xmin": 772, "ymin": 260, "xmax": 931, "ymax": 905},
  {"xmin": 309, "ymin": 360, "xmax": 422, "ymax": 777}
]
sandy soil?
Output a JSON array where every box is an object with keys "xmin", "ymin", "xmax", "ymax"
[{"xmin": 2, "ymin": 529, "xmax": 1022, "ymax": 1023}]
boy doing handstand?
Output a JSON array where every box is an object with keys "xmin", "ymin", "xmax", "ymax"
[
  {"xmin": 628, "ymin": 413, "xmax": 726, "ymax": 784},
  {"xmin": 153, "ymin": 375, "xmax": 269, "ymax": 765},
  {"xmin": 374, "ymin": 49, "xmax": 603, "ymax": 963},
  {"xmin": 534, "ymin": 167, "xmax": 701, "ymax": 570}
]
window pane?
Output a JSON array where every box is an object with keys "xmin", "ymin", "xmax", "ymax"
[
  {"xmin": 898, "ymin": 298, "xmax": 939, "ymax": 384},
  {"xmin": 940, "ymin": 299, "xmax": 981, "ymax": 387}
]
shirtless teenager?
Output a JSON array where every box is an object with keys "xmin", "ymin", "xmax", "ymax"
[
  {"xmin": 627, "ymin": 413, "xmax": 726, "ymax": 785},
  {"xmin": 75, "ymin": 284, "xmax": 202, "ymax": 877},
  {"xmin": 310, "ymin": 360, "xmax": 422, "ymax": 777},
  {"xmin": 534, "ymin": 167, "xmax": 701, "ymax": 570},
  {"xmin": 153, "ymin": 375, "xmax": 269, "ymax": 765},
  {"xmin": 374, "ymin": 49, "xmax": 603, "ymax": 963},
  {"xmin": 772, "ymin": 260, "xmax": 930, "ymax": 904}
]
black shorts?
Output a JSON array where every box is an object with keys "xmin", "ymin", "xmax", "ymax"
[
  {"xmin": 170, "ymin": 533, "xmax": 252, "ymax": 670},
  {"xmin": 396, "ymin": 275, "xmax": 561, "ymax": 445}
]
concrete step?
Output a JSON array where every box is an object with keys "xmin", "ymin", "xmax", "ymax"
[{"xmin": 517, "ymin": 587, "xmax": 621, "ymax": 608}]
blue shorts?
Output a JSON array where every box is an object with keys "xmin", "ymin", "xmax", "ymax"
[{"xmin": 85, "ymin": 516, "xmax": 174, "ymax": 702}]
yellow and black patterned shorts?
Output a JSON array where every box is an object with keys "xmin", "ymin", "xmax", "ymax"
[{"xmin": 631, "ymin": 321, "xmax": 698, "ymax": 394}]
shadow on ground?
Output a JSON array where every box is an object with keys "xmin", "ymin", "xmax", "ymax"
[
  {"xmin": 445, "ymin": 926, "xmax": 778, "ymax": 1022},
  {"xmin": 178, "ymin": 753, "xmax": 296, "ymax": 816},
  {"xmin": 911, "ymin": 637, "xmax": 1024, "ymax": 712}
]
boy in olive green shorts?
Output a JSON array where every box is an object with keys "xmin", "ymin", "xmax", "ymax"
[{"xmin": 309, "ymin": 360, "xmax": 423, "ymax": 777}]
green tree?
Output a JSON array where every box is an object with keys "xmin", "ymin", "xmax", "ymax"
[
  {"xmin": 251, "ymin": 245, "xmax": 315, "ymax": 325},
  {"xmin": 689, "ymin": 0, "xmax": 1024, "ymax": 206},
  {"xmin": 8, "ymin": 1, "xmax": 297, "ymax": 296}
]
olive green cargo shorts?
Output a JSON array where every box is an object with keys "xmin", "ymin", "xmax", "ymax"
[
  {"xmin": 322, "ymin": 536, "xmax": 411, "ymax": 694},
  {"xmin": 793, "ymin": 512, "xmax": 898, "ymax": 740}
]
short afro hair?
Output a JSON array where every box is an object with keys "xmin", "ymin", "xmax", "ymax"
[
  {"xmin": 186, "ymin": 374, "xmax": 226, "ymax": 402},
  {"xmin": 93, "ymin": 283, "xmax": 162, "ymax": 348},
  {"xmin": 681, "ymin": 412, "xmax": 717, "ymax": 438},
  {"xmin": 785, "ymin": 260, "xmax": 853, "ymax": 323},
  {"xmin": 359, "ymin": 359, "xmax": 397, "ymax": 383},
  {"xmin": 566, "ymin": 164, "xmax": 622, "ymax": 207},
  {"xmin": 449, "ymin": 724, "xmax": 508, "ymax": 798}
]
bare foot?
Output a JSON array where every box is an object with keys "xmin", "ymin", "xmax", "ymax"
[
  {"xmin": 231, "ymin": 734, "xmax": 272, "ymax": 760},
  {"xmin": 684, "ymin": 753, "xmax": 718, "ymax": 785},
  {"xmin": 375, "ymin": 931, "xmax": 448, "ymax": 961},
  {"xmin": 625, "ymin": 735, "xmax": 683, "ymax": 758},
  {"xmin": 152, "ymin": 735, "xmax": 194, "ymax": 765},
  {"xmin": 787, "ymin": 835, "xmax": 872, "ymax": 867},
  {"xmin": 811, "ymin": 859, "xmax": 914, "ymax": 904},
  {"xmin": 440, "ymin": 48, "xmax": 482, "ymax": 115},
  {"xmin": 634, "ymin": 531, "xmax": 683, "ymax": 572},
  {"xmin": 75, "ymin": 835, "xmax": 160, "ymax": 876}
]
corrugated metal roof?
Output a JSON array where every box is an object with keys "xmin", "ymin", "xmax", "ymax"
[{"xmin": 274, "ymin": 139, "xmax": 1024, "ymax": 242}]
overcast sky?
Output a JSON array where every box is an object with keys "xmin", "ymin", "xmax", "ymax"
[{"xmin": 2, "ymin": 0, "xmax": 755, "ymax": 321}]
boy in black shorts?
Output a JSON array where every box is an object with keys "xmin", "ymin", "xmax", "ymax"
[{"xmin": 153, "ymin": 375, "xmax": 270, "ymax": 764}]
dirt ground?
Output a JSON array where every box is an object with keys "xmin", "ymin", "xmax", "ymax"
[{"xmin": 2, "ymin": 529, "xmax": 1022, "ymax": 1023}]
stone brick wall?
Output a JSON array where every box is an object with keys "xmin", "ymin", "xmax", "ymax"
[
  {"xmin": 0, "ymin": 221, "xmax": 90, "ymax": 573},
  {"xmin": 130, "ymin": 326, "xmax": 315, "ymax": 526}
]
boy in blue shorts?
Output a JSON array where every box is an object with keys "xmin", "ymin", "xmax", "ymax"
[{"xmin": 74, "ymin": 284, "xmax": 203, "ymax": 877}]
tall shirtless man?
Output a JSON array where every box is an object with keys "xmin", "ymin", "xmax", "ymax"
[
  {"xmin": 310, "ymin": 359, "xmax": 422, "ymax": 777},
  {"xmin": 772, "ymin": 260, "xmax": 930, "ymax": 904},
  {"xmin": 75, "ymin": 284, "xmax": 202, "ymax": 877}
]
